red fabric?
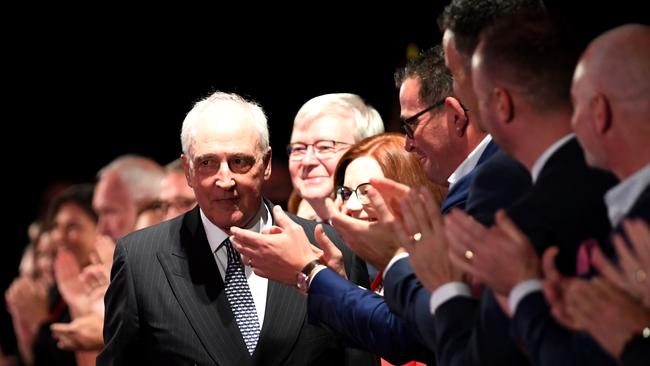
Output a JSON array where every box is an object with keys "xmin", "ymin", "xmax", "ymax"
[
  {"xmin": 576, "ymin": 238, "xmax": 597, "ymax": 276},
  {"xmin": 381, "ymin": 360, "xmax": 427, "ymax": 366},
  {"xmin": 370, "ymin": 271, "xmax": 383, "ymax": 292}
]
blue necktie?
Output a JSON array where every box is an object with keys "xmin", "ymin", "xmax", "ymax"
[{"xmin": 222, "ymin": 238, "xmax": 260, "ymax": 354}]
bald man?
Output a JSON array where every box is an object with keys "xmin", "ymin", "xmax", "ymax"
[{"xmin": 560, "ymin": 23, "xmax": 650, "ymax": 365}]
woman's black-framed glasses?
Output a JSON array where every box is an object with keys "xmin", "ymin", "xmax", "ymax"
[
  {"xmin": 401, "ymin": 98, "xmax": 446, "ymax": 138},
  {"xmin": 336, "ymin": 183, "xmax": 372, "ymax": 205}
]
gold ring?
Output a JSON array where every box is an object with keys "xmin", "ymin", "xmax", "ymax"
[
  {"xmin": 634, "ymin": 269, "xmax": 647, "ymax": 283},
  {"xmin": 412, "ymin": 232, "xmax": 422, "ymax": 242},
  {"xmin": 464, "ymin": 250, "xmax": 474, "ymax": 261}
]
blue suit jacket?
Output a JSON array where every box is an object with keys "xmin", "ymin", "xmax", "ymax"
[
  {"xmin": 307, "ymin": 269, "xmax": 434, "ymax": 364},
  {"xmin": 440, "ymin": 140, "xmax": 500, "ymax": 214},
  {"xmin": 306, "ymin": 139, "xmax": 500, "ymax": 362}
]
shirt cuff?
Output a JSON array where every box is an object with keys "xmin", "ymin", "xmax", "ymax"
[
  {"xmin": 383, "ymin": 252, "xmax": 410, "ymax": 280},
  {"xmin": 509, "ymin": 279, "xmax": 543, "ymax": 314},
  {"xmin": 429, "ymin": 282, "xmax": 471, "ymax": 315},
  {"xmin": 307, "ymin": 265, "xmax": 328, "ymax": 287}
]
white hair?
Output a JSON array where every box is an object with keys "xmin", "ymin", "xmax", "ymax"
[
  {"xmin": 293, "ymin": 93, "xmax": 384, "ymax": 142},
  {"xmin": 181, "ymin": 91, "xmax": 269, "ymax": 156},
  {"xmin": 97, "ymin": 155, "xmax": 164, "ymax": 205}
]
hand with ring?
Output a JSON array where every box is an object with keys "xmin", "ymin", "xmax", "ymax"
[
  {"xmin": 446, "ymin": 209, "xmax": 541, "ymax": 296},
  {"xmin": 390, "ymin": 186, "xmax": 463, "ymax": 292},
  {"xmin": 592, "ymin": 218, "xmax": 650, "ymax": 307}
]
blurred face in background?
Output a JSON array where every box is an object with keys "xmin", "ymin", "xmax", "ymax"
[
  {"xmin": 50, "ymin": 202, "xmax": 98, "ymax": 267},
  {"xmin": 34, "ymin": 231, "xmax": 56, "ymax": 285},
  {"xmin": 160, "ymin": 171, "xmax": 196, "ymax": 220},
  {"xmin": 93, "ymin": 172, "xmax": 138, "ymax": 240}
]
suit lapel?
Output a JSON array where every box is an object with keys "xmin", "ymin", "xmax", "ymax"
[
  {"xmin": 157, "ymin": 207, "xmax": 251, "ymax": 365},
  {"xmin": 252, "ymin": 281, "xmax": 307, "ymax": 365},
  {"xmin": 441, "ymin": 140, "xmax": 499, "ymax": 213}
]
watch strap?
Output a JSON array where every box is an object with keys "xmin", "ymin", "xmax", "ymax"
[{"xmin": 301, "ymin": 259, "xmax": 322, "ymax": 276}]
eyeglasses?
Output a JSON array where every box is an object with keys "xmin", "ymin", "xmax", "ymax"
[
  {"xmin": 401, "ymin": 98, "xmax": 446, "ymax": 138},
  {"xmin": 287, "ymin": 140, "xmax": 351, "ymax": 161},
  {"xmin": 336, "ymin": 183, "xmax": 372, "ymax": 205}
]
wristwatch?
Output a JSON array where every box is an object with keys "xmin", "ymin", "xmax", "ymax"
[{"xmin": 296, "ymin": 259, "xmax": 322, "ymax": 293}]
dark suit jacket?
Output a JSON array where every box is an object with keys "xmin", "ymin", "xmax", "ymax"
[
  {"xmin": 618, "ymin": 184, "xmax": 650, "ymax": 365},
  {"xmin": 621, "ymin": 331, "xmax": 650, "ymax": 366},
  {"xmin": 98, "ymin": 201, "xmax": 373, "ymax": 366},
  {"xmin": 385, "ymin": 150, "xmax": 532, "ymax": 366},
  {"xmin": 507, "ymin": 138, "xmax": 619, "ymax": 366}
]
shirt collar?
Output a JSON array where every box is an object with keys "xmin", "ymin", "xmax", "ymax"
[
  {"xmin": 530, "ymin": 134, "xmax": 575, "ymax": 183},
  {"xmin": 200, "ymin": 200, "xmax": 271, "ymax": 253},
  {"xmin": 448, "ymin": 135, "xmax": 492, "ymax": 188},
  {"xmin": 605, "ymin": 163, "xmax": 650, "ymax": 226}
]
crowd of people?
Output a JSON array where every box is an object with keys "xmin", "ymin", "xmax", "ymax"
[{"xmin": 2, "ymin": 0, "xmax": 649, "ymax": 365}]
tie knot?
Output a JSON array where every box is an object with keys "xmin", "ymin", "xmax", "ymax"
[{"xmin": 221, "ymin": 238, "xmax": 242, "ymax": 266}]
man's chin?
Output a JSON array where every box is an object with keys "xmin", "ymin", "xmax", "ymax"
[{"xmin": 298, "ymin": 187, "xmax": 330, "ymax": 201}]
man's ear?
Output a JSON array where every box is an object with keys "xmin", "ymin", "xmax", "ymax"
[
  {"xmin": 263, "ymin": 147, "xmax": 273, "ymax": 180},
  {"xmin": 592, "ymin": 93, "xmax": 612, "ymax": 135},
  {"xmin": 493, "ymin": 87, "xmax": 514, "ymax": 124},
  {"xmin": 446, "ymin": 97, "xmax": 469, "ymax": 137},
  {"xmin": 181, "ymin": 154, "xmax": 193, "ymax": 188}
]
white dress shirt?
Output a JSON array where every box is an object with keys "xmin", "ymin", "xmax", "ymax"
[
  {"xmin": 605, "ymin": 163, "xmax": 650, "ymax": 226},
  {"xmin": 200, "ymin": 202, "xmax": 271, "ymax": 327}
]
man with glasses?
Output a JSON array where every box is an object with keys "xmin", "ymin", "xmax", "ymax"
[
  {"xmin": 395, "ymin": 46, "xmax": 496, "ymax": 213},
  {"xmin": 287, "ymin": 93, "xmax": 384, "ymax": 221}
]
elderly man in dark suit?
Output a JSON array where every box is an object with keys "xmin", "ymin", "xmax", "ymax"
[{"xmin": 98, "ymin": 91, "xmax": 373, "ymax": 366}]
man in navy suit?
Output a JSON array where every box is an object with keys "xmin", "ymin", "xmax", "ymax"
[{"xmin": 98, "ymin": 92, "xmax": 374, "ymax": 366}]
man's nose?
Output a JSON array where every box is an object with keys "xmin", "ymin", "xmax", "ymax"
[{"xmin": 215, "ymin": 162, "xmax": 236, "ymax": 189}]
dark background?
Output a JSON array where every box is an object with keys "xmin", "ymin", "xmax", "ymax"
[{"xmin": 2, "ymin": 1, "xmax": 647, "ymax": 354}]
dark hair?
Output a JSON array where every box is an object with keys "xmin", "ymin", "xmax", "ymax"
[
  {"xmin": 46, "ymin": 183, "xmax": 98, "ymax": 228},
  {"xmin": 477, "ymin": 12, "xmax": 579, "ymax": 112},
  {"xmin": 438, "ymin": 0, "xmax": 546, "ymax": 62},
  {"xmin": 394, "ymin": 45, "xmax": 454, "ymax": 105},
  {"xmin": 334, "ymin": 133, "xmax": 447, "ymax": 205}
]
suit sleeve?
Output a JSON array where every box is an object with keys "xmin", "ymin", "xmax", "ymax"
[
  {"xmin": 382, "ymin": 258, "xmax": 437, "ymax": 351},
  {"xmin": 620, "ymin": 335, "xmax": 650, "ymax": 366},
  {"xmin": 434, "ymin": 289, "xmax": 531, "ymax": 366},
  {"xmin": 512, "ymin": 291, "xmax": 617, "ymax": 366},
  {"xmin": 307, "ymin": 268, "xmax": 434, "ymax": 364},
  {"xmin": 321, "ymin": 222, "xmax": 370, "ymax": 289},
  {"xmin": 97, "ymin": 242, "xmax": 142, "ymax": 366}
]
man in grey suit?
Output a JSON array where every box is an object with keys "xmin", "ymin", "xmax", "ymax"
[{"xmin": 98, "ymin": 91, "xmax": 373, "ymax": 366}]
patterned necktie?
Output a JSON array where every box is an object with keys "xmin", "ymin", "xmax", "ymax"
[{"xmin": 222, "ymin": 238, "xmax": 260, "ymax": 354}]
